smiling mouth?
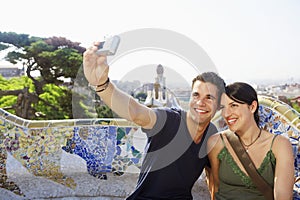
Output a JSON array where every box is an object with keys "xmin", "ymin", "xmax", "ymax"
[
  {"xmin": 226, "ymin": 118, "xmax": 237, "ymax": 125},
  {"xmin": 195, "ymin": 108, "xmax": 208, "ymax": 114}
]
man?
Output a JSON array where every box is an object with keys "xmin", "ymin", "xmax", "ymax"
[{"xmin": 83, "ymin": 42, "xmax": 225, "ymax": 199}]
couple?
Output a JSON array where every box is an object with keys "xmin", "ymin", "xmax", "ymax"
[{"xmin": 83, "ymin": 43, "xmax": 294, "ymax": 199}]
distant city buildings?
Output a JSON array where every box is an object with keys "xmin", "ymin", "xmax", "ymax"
[
  {"xmin": 115, "ymin": 65, "xmax": 299, "ymax": 111},
  {"xmin": 256, "ymin": 83, "xmax": 300, "ymax": 99},
  {"xmin": 0, "ymin": 62, "xmax": 24, "ymax": 78}
]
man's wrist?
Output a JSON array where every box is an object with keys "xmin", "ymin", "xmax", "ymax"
[{"xmin": 89, "ymin": 77, "xmax": 110, "ymax": 92}]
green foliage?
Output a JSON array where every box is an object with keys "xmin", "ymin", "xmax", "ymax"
[
  {"xmin": 0, "ymin": 95, "xmax": 17, "ymax": 110},
  {"xmin": 95, "ymin": 105, "xmax": 114, "ymax": 118},
  {"xmin": 0, "ymin": 32, "xmax": 88, "ymax": 119},
  {"xmin": 0, "ymin": 75, "xmax": 32, "ymax": 90},
  {"xmin": 0, "ymin": 31, "xmax": 116, "ymax": 120},
  {"xmin": 79, "ymin": 101, "xmax": 96, "ymax": 118},
  {"xmin": 0, "ymin": 32, "xmax": 35, "ymax": 48},
  {"xmin": 0, "ymin": 76, "xmax": 34, "ymax": 114},
  {"xmin": 0, "ymin": 75, "xmax": 8, "ymax": 89},
  {"xmin": 35, "ymin": 84, "xmax": 71, "ymax": 119},
  {"xmin": 0, "ymin": 32, "xmax": 85, "ymax": 87},
  {"xmin": 292, "ymin": 103, "xmax": 300, "ymax": 113},
  {"xmin": 38, "ymin": 47, "xmax": 83, "ymax": 80},
  {"xmin": 58, "ymin": 89, "xmax": 73, "ymax": 119},
  {"xmin": 70, "ymin": 91, "xmax": 95, "ymax": 119}
]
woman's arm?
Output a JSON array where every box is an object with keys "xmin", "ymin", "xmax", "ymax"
[
  {"xmin": 205, "ymin": 166, "xmax": 214, "ymax": 197},
  {"xmin": 273, "ymin": 135, "xmax": 294, "ymax": 200},
  {"xmin": 207, "ymin": 133, "xmax": 223, "ymax": 199}
]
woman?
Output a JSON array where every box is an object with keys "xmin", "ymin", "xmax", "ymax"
[{"xmin": 207, "ymin": 82, "xmax": 294, "ymax": 199}]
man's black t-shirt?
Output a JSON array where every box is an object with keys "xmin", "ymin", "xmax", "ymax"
[{"xmin": 126, "ymin": 107, "xmax": 217, "ymax": 200}]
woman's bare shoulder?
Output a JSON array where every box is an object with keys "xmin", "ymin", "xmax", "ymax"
[{"xmin": 207, "ymin": 131, "xmax": 225, "ymax": 152}]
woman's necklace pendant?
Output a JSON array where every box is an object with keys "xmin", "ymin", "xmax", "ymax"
[{"xmin": 236, "ymin": 128, "xmax": 262, "ymax": 152}]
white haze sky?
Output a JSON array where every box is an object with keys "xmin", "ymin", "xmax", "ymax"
[{"xmin": 1, "ymin": 0, "xmax": 300, "ymax": 85}]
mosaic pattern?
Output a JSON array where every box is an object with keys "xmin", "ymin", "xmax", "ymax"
[
  {"xmin": 0, "ymin": 95, "xmax": 299, "ymax": 198},
  {"xmin": 0, "ymin": 118, "xmax": 23, "ymax": 196},
  {"xmin": 258, "ymin": 97, "xmax": 300, "ymax": 199},
  {"xmin": 62, "ymin": 126, "xmax": 117, "ymax": 179},
  {"xmin": 62, "ymin": 125, "xmax": 145, "ymax": 177},
  {"xmin": 0, "ymin": 117, "xmax": 77, "ymax": 194},
  {"xmin": 112, "ymin": 127, "xmax": 145, "ymax": 175},
  {"xmin": 0, "ymin": 108, "xmax": 144, "ymax": 196}
]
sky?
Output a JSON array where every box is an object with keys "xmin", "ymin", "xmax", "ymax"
[{"xmin": 1, "ymin": 0, "xmax": 300, "ymax": 86}]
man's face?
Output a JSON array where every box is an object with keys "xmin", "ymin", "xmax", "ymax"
[{"xmin": 188, "ymin": 80, "xmax": 219, "ymax": 125}]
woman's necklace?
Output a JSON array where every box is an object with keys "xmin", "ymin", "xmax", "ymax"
[{"xmin": 236, "ymin": 128, "xmax": 262, "ymax": 152}]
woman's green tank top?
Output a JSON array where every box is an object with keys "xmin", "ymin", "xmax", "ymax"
[{"xmin": 215, "ymin": 134, "xmax": 277, "ymax": 200}]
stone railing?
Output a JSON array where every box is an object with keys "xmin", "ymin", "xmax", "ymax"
[{"xmin": 0, "ymin": 95, "xmax": 299, "ymax": 199}]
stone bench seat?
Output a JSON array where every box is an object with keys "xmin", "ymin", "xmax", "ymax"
[{"xmin": 0, "ymin": 95, "xmax": 299, "ymax": 199}]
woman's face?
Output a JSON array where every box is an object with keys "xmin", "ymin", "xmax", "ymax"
[{"xmin": 220, "ymin": 93, "xmax": 255, "ymax": 133}]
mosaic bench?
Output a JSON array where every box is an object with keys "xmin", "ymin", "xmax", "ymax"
[{"xmin": 0, "ymin": 95, "xmax": 299, "ymax": 199}]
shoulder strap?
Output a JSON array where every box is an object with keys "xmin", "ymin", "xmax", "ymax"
[
  {"xmin": 270, "ymin": 134, "xmax": 279, "ymax": 150},
  {"xmin": 220, "ymin": 133, "xmax": 226, "ymax": 146},
  {"xmin": 225, "ymin": 131, "xmax": 274, "ymax": 200}
]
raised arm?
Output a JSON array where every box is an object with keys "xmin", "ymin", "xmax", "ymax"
[{"xmin": 83, "ymin": 42, "xmax": 156, "ymax": 129}]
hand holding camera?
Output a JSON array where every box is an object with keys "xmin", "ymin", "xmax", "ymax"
[
  {"xmin": 83, "ymin": 35, "xmax": 120, "ymax": 88},
  {"xmin": 96, "ymin": 35, "xmax": 120, "ymax": 56}
]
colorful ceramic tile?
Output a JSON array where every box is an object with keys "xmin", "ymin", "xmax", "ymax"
[{"xmin": 0, "ymin": 95, "xmax": 299, "ymax": 198}]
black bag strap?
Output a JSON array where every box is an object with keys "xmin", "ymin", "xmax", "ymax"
[{"xmin": 225, "ymin": 131, "xmax": 274, "ymax": 200}]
